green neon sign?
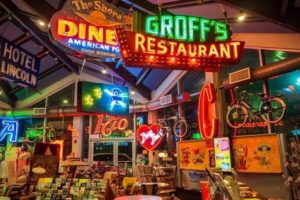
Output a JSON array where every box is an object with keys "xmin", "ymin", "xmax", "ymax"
[{"xmin": 145, "ymin": 15, "xmax": 231, "ymax": 43}]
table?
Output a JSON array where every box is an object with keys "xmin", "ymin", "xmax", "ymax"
[
  {"xmin": 61, "ymin": 161, "xmax": 89, "ymax": 178},
  {"xmin": 135, "ymin": 182, "xmax": 169, "ymax": 187},
  {"xmin": 153, "ymin": 166, "xmax": 174, "ymax": 176},
  {"xmin": 114, "ymin": 195, "xmax": 162, "ymax": 200}
]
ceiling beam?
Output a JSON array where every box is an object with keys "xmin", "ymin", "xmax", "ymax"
[
  {"xmin": 102, "ymin": 61, "xmax": 151, "ymax": 100},
  {"xmin": 136, "ymin": 69, "xmax": 151, "ymax": 85},
  {"xmin": 12, "ymin": 33, "xmax": 32, "ymax": 45},
  {"xmin": 151, "ymin": 70, "xmax": 187, "ymax": 101},
  {"xmin": 0, "ymin": 0, "xmax": 79, "ymax": 74},
  {"xmin": 161, "ymin": 0, "xmax": 214, "ymax": 9},
  {"xmin": 23, "ymin": 0, "xmax": 55, "ymax": 20},
  {"xmin": 121, "ymin": 0, "xmax": 170, "ymax": 14},
  {"xmin": 9, "ymin": 63, "xmax": 65, "ymax": 95},
  {"xmin": 217, "ymin": 0, "xmax": 300, "ymax": 32}
]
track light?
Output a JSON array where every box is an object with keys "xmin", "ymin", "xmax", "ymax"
[{"xmin": 38, "ymin": 20, "xmax": 46, "ymax": 27}]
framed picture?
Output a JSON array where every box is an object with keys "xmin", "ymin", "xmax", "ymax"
[
  {"xmin": 232, "ymin": 134, "xmax": 282, "ymax": 173},
  {"xmin": 178, "ymin": 140, "xmax": 214, "ymax": 170}
]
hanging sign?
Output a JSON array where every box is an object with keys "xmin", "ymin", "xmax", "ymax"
[
  {"xmin": 0, "ymin": 37, "xmax": 40, "ymax": 88},
  {"xmin": 94, "ymin": 114, "xmax": 129, "ymax": 136},
  {"xmin": 0, "ymin": 120, "xmax": 19, "ymax": 143},
  {"xmin": 49, "ymin": 0, "xmax": 125, "ymax": 58},
  {"xmin": 137, "ymin": 124, "xmax": 164, "ymax": 151},
  {"xmin": 78, "ymin": 81, "xmax": 129, "ymax": 116},
  {"xmin": 116, "ymin": 14, "xmax": 244, "ymax": 71},
  {"xmin": 198, "ymin": 83, "xmax": 218, "ymax": 139}
]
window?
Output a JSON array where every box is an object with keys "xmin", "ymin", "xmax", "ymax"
[{"xmin": 48, "ymin": 84, "xmax": 74, "ymax": 107}]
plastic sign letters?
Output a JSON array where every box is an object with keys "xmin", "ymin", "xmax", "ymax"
[
  {"xmin": 0, "ymin": 120, "xmax": 19, "ymax": 143},
  {"xmin": 198, "ymin": 83, "xmax": 218, "ymax": 139},
  {"xmin": 137, "ymin": 124, "xmax": 164, "ymax": 151},
  {"xmin": 145, "ymin": 15, "xmax": 230, "ymax": 43}
]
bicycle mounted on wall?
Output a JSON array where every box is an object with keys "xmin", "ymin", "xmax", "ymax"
[
  {"xmin": 226, "ymin": 90, "xmax": 286, "ymax": 129},
  {"xmin": 158, "ymin": 108, "xmax": 189, "ymax": 138}
]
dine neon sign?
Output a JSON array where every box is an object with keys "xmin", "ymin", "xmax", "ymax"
[
  {"xmin": 145, "ymin": 15, "xmax": 231, "ymax": 42},
  {"xmin": 49, "ymin": 14, "xmax": 120, "ymax": 58}
]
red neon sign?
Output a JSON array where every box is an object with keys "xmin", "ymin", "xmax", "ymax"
[
  {"xmin": 94, "ymin": 114, "xmax": 128, "ymax": 136},
  {"xmin": 115, "ymin": 26, "xmax": 244, "ymax": 71},
  {"xmin": 137, "ymin": 124, "xmax": 164, "ymax": 151},
  {"xmin": 198, "ymin": 83, "xmax": 218, "ymax": 139}
]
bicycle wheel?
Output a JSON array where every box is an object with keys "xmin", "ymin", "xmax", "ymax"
[
  {"xmin": 226, "ymin": 104, "xmax": 248, "ymax": 129},
  {"xmin": 174, "ymin": 119, "xmax": 188, "ymax": 138},
  {"xmin": 158, "ymin": 120, "xmax": 168, "ymax": 136},
  {"xmin": 260, "ymin": 97, "xmax": 286, "ymax": 124}
]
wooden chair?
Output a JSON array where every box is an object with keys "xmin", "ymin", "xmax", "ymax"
[
  {"xmin": 122, "ymin": 177, "xmax": 138, "ymax": 195},
  {"xmin": 141, "ymin": 183, "xmax": 158, "ymax": 195},
  {"xmin": 138, "ymin": 165, "xmax": 154, "ymax": 182}
]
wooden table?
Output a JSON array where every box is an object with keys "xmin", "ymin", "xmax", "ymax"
[
  {"xmin": 135, "ymin": 182, "xmax": 169, "ymax": 187},
  {"xmin": 114, "ymin": 195, "xmax": 162, "ymax": 200},
  {"xmin": 61, "ymin": 161, "xmax": 89, "ymax": 178},
  {"xmin": 153, "ymin": 166, "xmax": 174, "ymax": 176}
]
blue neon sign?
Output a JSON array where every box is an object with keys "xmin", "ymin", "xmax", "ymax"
[
  {"xmin": 80, "ymin": 81, "xmax": 129, "ymax": 116},
  {"xmin": 0, "ymin": 120, "xmax": 19, "ymax": 143}
]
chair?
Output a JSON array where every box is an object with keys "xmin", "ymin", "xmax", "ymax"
[
  {"xmin": 141, "ymin": 183, "xmax": 158, "ymax": 195},
  {"xmin": 122, "ymin": 177, "xmax": 138, "ymax": 195},
  {"xmin": 138, "ymin": 165, "xmax": 154, "ymax": 182},
  {"xmin": 103, "ymin": 171, "xmax": 118, "ymax": 181}
]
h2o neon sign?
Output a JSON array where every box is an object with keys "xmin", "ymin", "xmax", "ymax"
[
  {"xmin": 198, "ymin": 83, "xmax": 218, "ymax": 139},
  {"xmin": 0, "ymin": 120, "xmax": 19, "ymax": 143}
]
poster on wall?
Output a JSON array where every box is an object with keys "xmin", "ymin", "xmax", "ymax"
[
  {"xmin": 0, "ymin": 37, "xmax": 40, "ymax": 88},
  {"xmin": 179, "ymin": 140, "xmax": 214, "ymax": 171},
  {"xmin": 79, "ymin": 81, "xmax": 129, "ymax": 116},
  {"xmin": 232, "ymin": 134, "xmax": 282, "ymax": 173},
  {"xmin": 214, "ymin": 137, "xmax": 231, "ymax": 171}
]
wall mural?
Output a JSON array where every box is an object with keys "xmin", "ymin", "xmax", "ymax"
[{"xmin": 232, "ymin": 134, "xmax": 282, "ymax": 173}]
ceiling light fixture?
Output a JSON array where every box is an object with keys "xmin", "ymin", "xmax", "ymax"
[
  {"xmin": 131, "ymin": 90, "xmax": 135, "ymax": 95},
  {"xmin": 38, "ymin": 20, "xmax": 46, "ymax": 27},
  {"xmin": 237, "ymin": 10, "xmax": 246, "ymax": 21},
  {"xmin": 101, "ymin": 67, "xmax": 107, "ymax": 74}
]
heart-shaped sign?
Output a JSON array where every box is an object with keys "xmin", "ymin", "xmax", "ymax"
[{"xmin": 137, "ymin": 124, "xmax": 164, "ymax": 151}]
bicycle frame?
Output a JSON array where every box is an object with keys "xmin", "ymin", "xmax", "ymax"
[{"xmin": 238, "ymin": 99, "xmax": 262, "ymax": 120}]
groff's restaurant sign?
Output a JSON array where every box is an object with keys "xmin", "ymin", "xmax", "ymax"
[
  {"xmin": 116, "ymin": 15, "xmax": 245, "ymax": 71},
  {"xmin": 49, "ymin": 0, "xmax": 125, "ymax": 58},
  {"xmin": 0, "ymin": 37, "xmax": 40, "ymax": 88}
]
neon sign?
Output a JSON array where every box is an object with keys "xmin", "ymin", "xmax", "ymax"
[
  {"xmin": 49, "ymin": 0, "xmax": 124, "ymax": 58},
  {"xmin": 137, "ymin": 124, "xmax": 164, "ymax": 151},
  {"xmin": 0, "ymin": 120, "xmax": 19, "ymax": 143},
  {"xmin": 94, "ymin": 114, "xmax": 129, "ymax": 136},
  {"xmin": 145, "ymin": 15, "xmax": 231, "ymax": 42},
  {"xmin": 116, "ymin": 25, "xmax": 244, "ymax": 71},
  {"xmin": 198, "ymin": 83, "xmax": 218, "ymax": 139},
  {"xmin": 79, "ymin": 81, "xmax": 129, "ymax": 116}
]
